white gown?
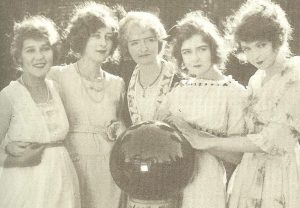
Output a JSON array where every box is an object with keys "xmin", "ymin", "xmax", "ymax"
[
  {"xmin": 158, "ymin": 76, "xmax": 246, "ymax": 208},
  {"xmin": 0, "ymin": 80, "xmax": 80, "ymax": 208}
]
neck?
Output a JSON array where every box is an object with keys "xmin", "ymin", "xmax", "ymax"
[
  {"xmin": 264, "ymin": 55, "xmax": 286, "ymax": 80},
  {"xmin": 196, "ymin": 65, "xmax": 224, "ymax": 81},
  {"xmin": 21, "ymin": 72, "xmax": 46, "ymax": 88},
  {"xmin": 77, "ymin": 57, "xmax": 102, "ymax": 80},
  {"xmin": 138, "ymin": 58, "xmax": 161, "ymax": 76}
]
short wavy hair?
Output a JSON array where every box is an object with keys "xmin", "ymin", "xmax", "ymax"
[
  {"xmin": 172, "ymin": 11, "xmax": 228, "ymax": 69},
  {"xmin": 66, "ymin": 2, "xmax": 118, "ymax": 56},
  {"xmin": 225, "ymin": 0, "xmax": 292, "ymax": 57},
  {"xmin": 118, "ymin": 11, "xmax": 167, "ymax": 59},
  {"xmin": 11, "ymin": 15, "xmax": 60, "ymax": 65}
]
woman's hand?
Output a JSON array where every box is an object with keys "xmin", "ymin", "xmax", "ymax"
[
  {"xmin": 5, "ymin": 141, "xmax": 33, "ymax": 157},
  {"xmin": 106, "ymin": 120, "xmax": 124, "ymax": 141},
  {"xmin": 163, "ymin": 115, "xmax": 216, "ymax": 150},
  {"xmin": 4, "ymin": 143, "xmax": 45, "ymax": 168}
]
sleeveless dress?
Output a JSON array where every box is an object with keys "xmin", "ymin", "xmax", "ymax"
[
  {"xmin": 158, "ymin": 76, "xmax": 246, "ymax": 208},
  {"xmin": 0, "ymin": 80, "xmax": 80, "ymax": 208},
  {"xmin": 227, "ymin": 58, "xmax": 300, "ymax": 208},
  {"xmin": 48, "ymin": 64, "xmax": 125, "ymax": 208}
]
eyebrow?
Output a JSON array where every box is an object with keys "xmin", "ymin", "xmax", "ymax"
[
  {"xmin": 128, "ymin": 36, "xmax": 156, "ymax": 42},
  {"xmin": 181, "ymin": 44, "xmax": 209, "ymax": 51}
]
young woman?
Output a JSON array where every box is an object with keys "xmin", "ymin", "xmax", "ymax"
[
  {"xmin": 48, "ymin": 3, "xmax": 125, "ymax": 208},
  {"xmin": 0, "ymin": 16, "xmax": 79, "ymax": 208},
  {"xmin": 118, "ymin": 11, "xmax": 177, "ymax": 125},
  {"xmin": 175, "ymin": 1, "xmax": 300, "ymax": 207},
  {"xmin": 157, "ymin": 11, "xmax": 246, "ymax": 208}
]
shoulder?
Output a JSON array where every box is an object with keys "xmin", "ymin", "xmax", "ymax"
[
  {"xmin": 0, "ymin": 84, "xmax": 14, "ymax": 114},
  {"xmin": 48, "ymin": 64, "xmax": 75, "ymax": 77},
  {"xmin": 104, "ymin": 71, "xmax": 125, "ymax": 92}
]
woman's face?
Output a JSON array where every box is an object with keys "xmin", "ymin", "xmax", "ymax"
[
  {"xmin": 181, "ymin": 34, "xmax": 212, "ymax": 77},
  {"xmin": 19, "ymin": 38, "xmax": 53, "ymax": 78},
  {"xmin": 83, "ymin": 26, "xmax": 113, "ymax": 63},
  {"xmin": 127, "ymin": 25, "xmax": 159, "ymax": 65},
  {"xmin": 240, "ymin": 40, "xmax": 278, "ymax": 70}
]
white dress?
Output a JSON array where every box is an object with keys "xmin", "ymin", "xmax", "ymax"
[
  {"xmin": 227, "ymin": 58, "xmax": 300, "ymax": 208},
  {"xmin": 158, "ymin": 76, "xmax": 246, "ymax": 208},
  {"xmin": 48, "ymin": 64, "xmax": 125, "ymax": 208},
  {"xmin": 0, "ymin": 80, "xmax": 80, "ymax": 208}
]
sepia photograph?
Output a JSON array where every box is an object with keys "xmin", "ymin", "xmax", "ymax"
[{"xmin": 0, "ymin": 0, "xmax": 300, "ymax": 207}]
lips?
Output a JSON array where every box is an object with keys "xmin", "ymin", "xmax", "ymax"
[
  {"xmin": 33, "ymin": 63, "xmax": 46, "ymax": 68},
  {"xmin": 96, "ymin": 49, "xmax": 107, "ymax": 54},
  {"xmin": 256, "ymin": 61, "xmax": 263, "ymax": 65},
  {"xmin": 139, "ymin": 54, "xmax": 151, "ymax": 57},
  {"xmin": 193, "ymin": 64, "xmax": 202, "ymax": 68}
]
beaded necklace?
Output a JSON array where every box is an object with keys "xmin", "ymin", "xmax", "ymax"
[{"xmin": 75, "ymin": 62, "xmax": 105, "ymax": 103}]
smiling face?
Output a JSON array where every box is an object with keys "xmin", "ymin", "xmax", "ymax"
[
  {"xmin": 127, "ymin": 25, "xmax": 159, "ymax": 65},
  {"xmin": 82, "ymin": 26, "xmax": 113, "ymax": 64},
  {"xmin": 19, "ymin": 38, "xmax": 53, "ymax": 78},
  {"xmin": 181, "ymin": 34, "xmax": 212, "ymax": 77},
  {"xmin": 240, "ymin": 40, "xmax": 278, "ymax": 70}
]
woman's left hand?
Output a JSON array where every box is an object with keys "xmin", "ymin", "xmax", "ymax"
[{"xmin": 163, "ymin": 115, "xmax": 216, "ymax": 150}]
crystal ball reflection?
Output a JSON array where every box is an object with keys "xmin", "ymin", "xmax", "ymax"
[{"xmin": 110, "ymin": 121, "xmax": 194, "ymax": 200}]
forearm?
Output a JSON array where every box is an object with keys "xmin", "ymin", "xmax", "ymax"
[
  {"xmin": 207, "ymin": 136, "xmax": 264, "ymax": 153},
  {"xmin": 0, "ymin": 149, "xmax": 8, "ymax": 166}
]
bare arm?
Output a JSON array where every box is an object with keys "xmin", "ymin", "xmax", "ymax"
[{"xmin": 0, "ymin": 92, "xmax": 12, "ymax": 165}]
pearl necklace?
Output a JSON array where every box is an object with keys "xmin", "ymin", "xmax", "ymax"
[{"xmin": 75, "ymin": 62, "xmax": 105, "ymax": 103}]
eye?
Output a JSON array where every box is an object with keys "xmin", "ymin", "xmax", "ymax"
[
  {"xmin": 199, "ymin": 47, "xmax": 208, "ymax": 52},
  {"xmin": 91, "ymin": 33, "xmax": 101, "ymax": 39},
  {"xmin": 105, "ymin": 34, "xmax": 113, "ymax": 41},
  {"xmin": 25, "ymin": 48, "xmax": 35, "ymax": 53},
  {"xmin": 181, "ymin": 50, "xmax": 191, "ymax": 55},
  {"xmin": 257, "ymin": 42, "xmax": 267, "ymax": 48},
  {"xmin": 241, "ymin": 47, "xmax": 250, "ymax": 53},
  {"xmin": 129, "ymin": 41, "xmax": 138, "ymax": 46},
  {"xmin": 41, "ymin": 45, "xmax": 51, "ymax": 52},
  {"xmin": 148, "ymin": 37, "xmax": 157, "ymax": 42}
]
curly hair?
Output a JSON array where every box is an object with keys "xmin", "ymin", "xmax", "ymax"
[
  {"xmin": 66, "ymin": 2, "xmax": 118, "ymax": 56},
  {"xmin": 172, "ymin": 11, "xmax": 228, "ymax": 69},
  {"xmin": 118, "ymin": 11, "xmax": 167, "ymax": 59},
  {"xmin": 225, "ymin": 0, "xmax": 292, "ymax": 57},
  {"xmin": 10, "ymin": 15, "xmax": 60, "ymax": 65}
]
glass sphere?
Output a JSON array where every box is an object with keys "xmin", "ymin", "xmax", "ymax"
[{"xmin": 110, "ymin": 121, "xmax": 194, "ymax": 200}]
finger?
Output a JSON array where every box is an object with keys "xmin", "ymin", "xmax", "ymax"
[{"xmin": 13, "ymin": 142, "xmax": 32, "ymax": 148}]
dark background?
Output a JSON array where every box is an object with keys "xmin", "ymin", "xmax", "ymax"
[{"xmin": 1, "ymin": 0, "xmax": 299, "ymax": 89}]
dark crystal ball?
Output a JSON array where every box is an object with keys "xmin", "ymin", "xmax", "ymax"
[{"xmin": 110, "ymin": 121, "xmax": 194, "ymax": 200}]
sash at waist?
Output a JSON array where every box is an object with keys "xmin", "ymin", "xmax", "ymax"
[{"xmin": 69, "ymin": 124, "xmax": 106, "ymax": 134}]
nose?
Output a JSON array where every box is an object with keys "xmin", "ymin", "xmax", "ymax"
[
  {"xmin": 98, "ymin": 36, "xmax": 107, "ymax": 47},
  {"xmin": 247, "ymin": 49, "xmax": 261, "ymax": 62},
  {"xmin": 36, "ymin": 50, "xmax": 45, "ymax": 60},
  {"xmin": 140, "ymin": 40, "xmax": 149, "ymax": 52},
  {"xmin": 192, "ymin": 50, "xmax": 201, "ymax": 63}
]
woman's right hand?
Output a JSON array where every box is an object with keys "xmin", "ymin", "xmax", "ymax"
[
  {"xmin": 4, "ymin": 143, "xmax": 45, "ymax": 168},
  {"xmin": 5, "ymin": 141, "xmax": 33, "ymax": 157}
]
